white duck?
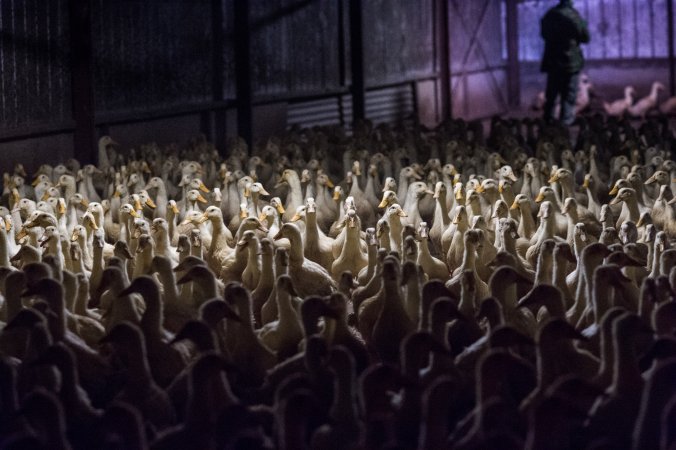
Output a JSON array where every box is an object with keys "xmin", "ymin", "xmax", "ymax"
[
  {"xmin": 273, "ymin": 222, "xmax": 336, "ymax": 297},
  {"xmin": 603, "ymin": 86, "xmax": 635, "ymax": 117},
  {"xmin": 628, "ymin": 81, "xmax": 664, "ymax": 118}
]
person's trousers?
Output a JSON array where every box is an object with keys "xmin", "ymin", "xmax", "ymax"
[{"xmin": 544, "ymin": 71, "xmax": 579, "ymax": 126}]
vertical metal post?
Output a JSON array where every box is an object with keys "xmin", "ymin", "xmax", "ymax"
[
  {"xmin": 506, "ymin": 0, "xmax": 520, "ymax": 108},
  {"xmin": 668, "ymin": 0, "xmax": 675, "ymax": 96},
  {"xmin": 69, "ymin": 0, "xmax": 96, "ymax": 165},
  {"xmin": 211, "ymin": 0, "xmax": 227, "ymax": 153},
  {"xmin": 234, "ymin": 0, "xmax": 253, "ymax": 149},
  {"xmin": 349, "ymin": 0, "xmax": 365, "ymax": 123},
  {"xmin": 436, "ymin": 0, "xmax": 451, "ymax": 121}
]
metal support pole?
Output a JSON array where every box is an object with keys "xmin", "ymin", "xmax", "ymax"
[
  {"xmin": 668, "ymin": 0, "xmax": 675, "ymax": 96},
  {"xmin": 234, "ymin": 0, "xmax": 253, "ymax": 149},
  {"xmin": 69, "ymin": 0, "xmax": 96, "ymax": 165},
  {"xmin": 506, "ymin": 0, "xmax": 520, "ymax": 108},
  {"xmin": 435, "ymin": 0, "xmax": 451, "ymax": 121},
  {"xmin": 349, "ymin": 0, "xmax": 365, "ymax": 123},
  {"xmin": 210, "ymin": 0, "xmax": 228, "ymax": 152}
]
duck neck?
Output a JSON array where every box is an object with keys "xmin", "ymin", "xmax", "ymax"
[
  {"xmin": 156, "ymin": 265, "xmax": 180, "ymax": 308},
  {"xmin": 534, "ymin": 252, "xmax": 553, "ymax": 285},
  {"xmin": 133, "ymin": 247, "xmax": 154, "ymax": 279},
  {"xmin": 405, "ymin": 192, "xmax": 422, "ymax": 221},
  {"xmin": 539, "ymin": 215, "xmax": 555, "ymax": 241},
  {"xmin": 592, "ymin": 275, "xmax": 612, "ymax": 323},
  {"xmin": 365, "ymin": 173, "xmax": 377, "ymax": 198},
  {"xmin": 276, "ymin": 287, "xmax": 296, "ymax": 325},
  {"xmin": 330, "ymin": 361, "xmax": 359, "ymax": 425},
  {"xmin": 246, "ymin": 244, "xmax": 260, "ymax": 277},
  {"xmin": 140, "ymin": 290, "xmax": 164, "ymax": 343},
  {"xmin": 397, "ymin": 178, "xmax": 409, "ymax": 204},
  {"xmin": 63, "ymin": 277, "xmax": 78, "ymax": 312},
  {"xmin": 286, "ymin": 232, "xmax": 304, "ymax": 264},
  {"xmin": 364, "ymin": 244, "xmax": 377, "ymax": 279},
  {"xmin": 10, "ymin": 207, "xmax": 22, "ymax": 237},
  {"xmin": 251, "ymin": 192, "xmax": 261, "ymax": 216},
  {"xmin": 650, "ymin": 243, "xmax": 663, "ymax": 278},
  {"xmin": 624, "ymin": 197, "xmax": 640, "ymax": 222},
  {"xmin": 418, "ymin": 236, "xmax": 432, "ymax": 259},
  {"xmin": 167, "ymin": 212, "xmax": 177, "ymax": 243},
  {"xmin": 0, "ymin": 229, "xmax": 10, "ymax": 268},
  {"xmin": 419, "ymin": 390, "xmax": 452, "ymax": 450},
  {"xmin": 595, "ymin": 319, "xmax": 616, "ymax": 387},
  {"xmin": 4, "ymin": 282, "xmax": 23, "ymax": 323},
  {"xmin": 565, "ymin": 216, "xmax": 578, "ymax": 247},
  {"xmin": 340, "ymin": 225, "xmax": 362, "ymax": 258},
  {"xmin": 404, "ymin": 274, "xmax": 422, "ymax": 326},
  {"xmin": 501, "ymin": 191, "xmax": 516, "ymax": 214},
  {"xmin": 537, "ymin": 342, "xmax": 559, "ymax": 388},
  {"xmin": 235, "ymin": 295, "xmax": 255, "ymax": 331},
  {"xmin": 501, "ymin": 229, "xmax": 517, "ymax": 257},
  {"xmin": 209, "ymin": 217, "xmax": 230, "ymax": 254},
  {"xmin": 458, "ymin": 284, "xmax": 476, "ymax": 319},
  {"xmin": 544, "ymin": 297, "xmax": 565, "ymax": 319},
  {"xmin": 255, "ymin": 252, "xmax": 274, "ymax": 292},
  {"xmin": 155, "ymin": 231, "xmax": 171, "ymax": 255},
  {"xmin": 378, "ymin": 233, "xmax": 391, "ymax": 252},
  {"xmin": 199, "ymin": 274, "xmax": 219, "ymax": 302},
  {"xmin": 492, "ymin": 218, "xmax": 503, "ymax": 248},
  {"xmin": 559, "ymin": 179, "xmax": 575, "ymax": 200},
  {"xmin": 553, "ymin": 259, "xmax": 570, "ymax": 305},
  {"xmin": 125, "ymin": 338, "xmax": 154, "ymax": 390},
  {"xmin": 74, "ymin": 279, "xmax": 89, "ymax": 316},
  {"xmin": 434, "ymin": 192, "xmax": 451, "ymax": 227},
  {"xmin": 47, "ymin": 291, "xmax": 67, "ymax": 341},
  {"xmin": 91, "ymin": 242, "xmax": 103, "ymax": 280},
  {"xmin": 80, "ymin": 235, "xmax": 93, "ymax": 269},
  {"xmin": 612, "ymin": 331, "xmax": 642, "ymax": 394},
  {"xmin": 186, "ymin": 370, "xmax": 236, "ymax": 431},
  {"xmin": 460, "ymin": 243, "xmax": 477, "ymax": 272},
  {"xmin": 382, "ymin": 279, "xmax": 405, "ymax": 316},
  {"xmin": 468, "ymin": 199, "xmax": 481, "ymax": 218},
  {"xmin": 585, "ymin": 185, "xmax": 599, "ymax": 204},
  {"xmin": 305, "ymin": 211, "xmax": 319, "ymax": 244},
  {"xmin": 57, "ymin": 357, "xmax": 82, "ymax": 411},
  {"xmin": 520, "ymin": 204, "xmax": 536, "ymax": 237},
  {"xmin": 42, "ymin": 414, "xmax": 70, "ymax": 450},
  {"xmin": 286, "ymin": 176, "xmax": 304, "ymax": 212},
  {"xmin": 349, "ymin": 179, "xmax": 363, "ymax": 198}
]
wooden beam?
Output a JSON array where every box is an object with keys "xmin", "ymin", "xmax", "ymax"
[
  {"xmin": 506, "ymin": 0, "xmax": 520, "ymax": 108},
  {"xmin": 668, "ymin": 0, "xmax": 675, "ymax": 96},
  {"xmin": 68, "ymin": 0, "xmax": 96, "ymax": 165},
  {"xmin": 210, "ymin": 0, "xmax": 228, "ymax": 153},
  {"xmin": 234, "ymin": 0, "xmax": 253, "ymax": 149},
  {"xmin": 435, "ymin": 0, "xmax": 451, "ymax": 120},
  {"xmin": 349, "ymin": 0, "xmax": 365, "ymax": 123}
]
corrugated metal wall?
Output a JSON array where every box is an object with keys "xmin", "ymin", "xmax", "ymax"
[
  {"xmin": 250, "ymin": 0, "xmax": 342, "ymax": 98},
  {"xmin": 362, "ymin": 0, "xmax": 435, "ymax": 87},
  {"xmin": 0, "ymin": 0, "xmax": 71, "ymax": 132},
  {"xmin": 0, "ymin": 0, "xmax": 435, "ymax": 141},
  {"xmin": 449, "ymin": 0, "xmax": 508, "ymax": 119},
  {"xmin": 518, "ymin": 0, "xmax": 672, "ymax": 61},
  {"xmin": 287, "ymin": 83, "xmax": 416, "ymax": 129},
  {"xmin": 91, "ymin": 0, "xmax": 216, "ymax": 115}
]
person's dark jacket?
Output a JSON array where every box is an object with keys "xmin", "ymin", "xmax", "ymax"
[{"xmin": 540, "ymin": 0, "xmax": 590, "ymax": 73}]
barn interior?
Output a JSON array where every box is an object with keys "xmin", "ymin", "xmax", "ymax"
[{"xmin": 1, "ymin": 1, "xmax": 676, "ymax": 449}]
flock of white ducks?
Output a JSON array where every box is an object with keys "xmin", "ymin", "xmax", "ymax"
[
  {"xmin": 0, "ymin": 116, "xmax": 676, "ymax": 449},
  {"xmin": 534, "ymin": 77, "xmax": 676, "ymax": 119}
]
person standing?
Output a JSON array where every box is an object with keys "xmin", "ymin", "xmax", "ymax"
[{"xmin": 541, "ymin": 0, "xmax": 590, "ymax": 125}]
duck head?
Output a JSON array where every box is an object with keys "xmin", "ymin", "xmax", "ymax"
[{"xmin": 378, "ymin": 190, "xmax": 398, "ymax": 208}]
